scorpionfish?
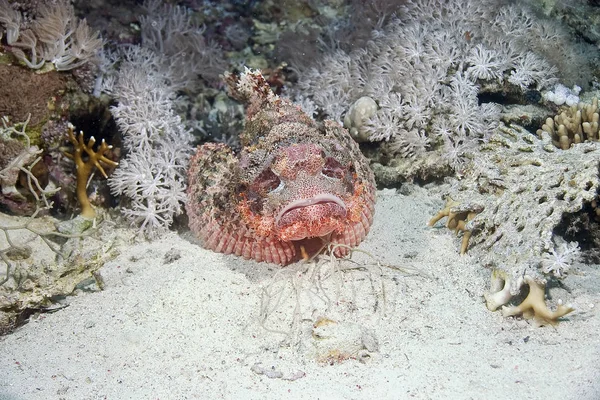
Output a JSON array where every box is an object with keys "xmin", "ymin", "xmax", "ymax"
[{"xmin": 186, "ymin": 69, "xmax": 376, "ymax": 265}]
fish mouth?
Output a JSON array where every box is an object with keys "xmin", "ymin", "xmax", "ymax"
[{"xmin": 276, "ymin": 194, "xmax": 347, "ymax": 240}]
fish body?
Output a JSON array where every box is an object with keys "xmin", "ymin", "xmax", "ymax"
[{"xmin": 186, "ymin": 69, "xmax": 376, "ymax": 265}]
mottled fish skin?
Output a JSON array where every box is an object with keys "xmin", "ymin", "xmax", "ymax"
[{"xmin": 186, "ymin": 69, "xmax": 376, "ymax": 265}]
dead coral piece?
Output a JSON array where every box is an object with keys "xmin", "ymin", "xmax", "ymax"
[
  {"xmin": 428, "ymin": 198, "xmax": 483, "ymax": 255},
  {"xmin": 63, "ymin": 123, "xmax": 117, "ymax": 219},
  {"xmin": 484, "ymin": 269, "xmax": 518, "ymax": 312},
  {"xmin": 309, "ymin": 317, "xmax": 379, "ymax": 364},
  {"xmin": 501, "ymin": 276, "xmax": 574, "ymax": 326},
  {"xmin": 537, "ymin": 97, "xmax": 599, "ymax": 149},
  {"xmin": 0, "ymin": 115, "xmax": 51, "ymax": 215}
]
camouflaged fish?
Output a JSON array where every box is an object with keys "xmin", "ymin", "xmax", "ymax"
[{"xmin": 186, "ymin": 69, "xmax": 376, "ymax": 265}]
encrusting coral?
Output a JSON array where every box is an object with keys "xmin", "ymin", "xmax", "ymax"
[
  {"xmin": 63, "ymin": 123, "xmax": 117, "ymax": 219},
  {"xmin": 537, "ymin": 97, "xmax": 599, "ymax": 149},
  {"xmin": 427, "ymin": 198, "xmax": 483, "ymax": 255}
]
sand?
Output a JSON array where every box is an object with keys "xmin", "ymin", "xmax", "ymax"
[{"xmin": 1, "ymin": 186, "xmax": 599, "ymax": 400}]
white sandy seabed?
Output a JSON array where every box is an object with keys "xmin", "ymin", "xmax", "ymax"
[{"xmin": 0, "ymin": 186, "xmax": 599, "ymax": 400}]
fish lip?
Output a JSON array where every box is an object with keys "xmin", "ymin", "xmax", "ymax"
[{"xmin": 275, "ymin": 193, "xmax": 347, "ymax": 225}]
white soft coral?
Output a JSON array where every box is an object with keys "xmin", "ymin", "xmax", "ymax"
[
  {"xmin": 108, "ymin": 48, "xmax": 192, "ymax": 238},
  {"xmin": 540, "ymin": 237, "xmax": 581, "ymax": 278}
]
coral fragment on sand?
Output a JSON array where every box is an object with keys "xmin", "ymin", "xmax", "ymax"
[
  {"xmin": 484, "ymin": 269, "xmax": 516, "ymax": 312},
  {"xmin": 501, "ymin": 276, "xmax": 574, "ymax": 326},
  {"xmin": 428, "ymin": 198, "xmax": 483, "ymax": 254}
]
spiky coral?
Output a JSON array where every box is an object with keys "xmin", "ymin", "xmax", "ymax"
[{"xmin": 63, "ymin": 124, "xmax": 117, "ymax": 218}]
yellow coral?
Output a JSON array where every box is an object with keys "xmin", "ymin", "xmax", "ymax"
[
  {"xmin": 501, "ymin": 276, "xmax": 574, "ymax": 326},
  {"xmin": 63, "ymin": 124, "xmax": 117, "ymax": 218},
  {"xmin": 537, "ymin": 97, "xmax": 599, "ymax": 149},
  {"xmin": 428, "ymin": 198, "xmax": 482, "ymax": 255}
]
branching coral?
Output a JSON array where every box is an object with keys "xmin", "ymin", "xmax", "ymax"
[
  {"xmin": 428, "ymin": 198, "xmax": 483, "ymax": 255},
  {"xmin": 499, "ymin": 275, "xmax": 574, "ymax": 326},
  {"xmin": 63, "ymin": 124, "xmax": 117, "ymax": 219},
  {"xmin": 537, "ymin": 97, "xmax": 599, "ymax": 150}
]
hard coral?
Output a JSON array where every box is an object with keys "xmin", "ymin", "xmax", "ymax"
[
  {"xmin": 537, "ymin": 97, "xmax": 599, "ymax": 150},
  {"xmin": 428, "ymin": 198, "xmax": 483, "ymax": 255},
  {"xmin": 439, "ymin": 123, "xmax": 598, "ymax": 305},
  {"xmin": 63, "ymin": 124, "xmax": 117, "ymax": 218},
  {"xmin": 500, "ymin": 276, "xmax": 574, "ymax": 326}
]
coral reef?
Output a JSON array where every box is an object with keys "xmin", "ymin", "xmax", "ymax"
[
  {"xmin": 99, "ymin": 0, "xmax": 232, "ymax": 237},
  {"xmin": 297, "ymin": 0, "xmax": 595, "ymax": 180}
]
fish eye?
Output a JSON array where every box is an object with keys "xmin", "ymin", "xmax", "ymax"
[
  {"xmin": 254, "ymin": 168, "xmax": 282, "ymax": 193},
  {"xmin": 321, "ymin": 157, "xmax": 346, "ymax": 179}
]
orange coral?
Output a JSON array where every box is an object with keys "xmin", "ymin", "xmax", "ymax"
[{"xmin": 64, "ymin": 124, "xmax": 117, "ymax": 218}]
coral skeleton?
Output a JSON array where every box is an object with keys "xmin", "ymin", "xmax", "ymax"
[
  {"xmin": 428, "ymin": 198, "xmax": 483, "ymax": 255},
  {"xmin": 439, "ymin": 123, "xmax": 599, "ymax": 294},
  {"xmin": 501, "ymin": 276, "xmax": 574, "ymax": 326},
  {"xmin": 64, "ymin": 124, "xmax": 117, "ymax": 219},
  {"xmin": 484, "ymin": 269, "xmax": 518, "ymax": 312}
]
